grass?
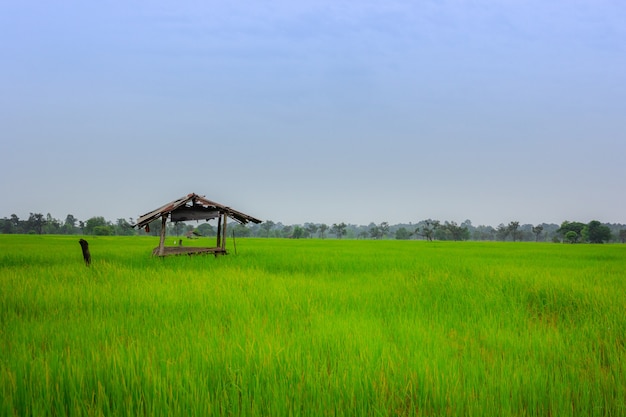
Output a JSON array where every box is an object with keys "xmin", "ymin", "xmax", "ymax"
[{"xmin": 1, "ymin": 235, "xmax": 625, "ymax": 416}]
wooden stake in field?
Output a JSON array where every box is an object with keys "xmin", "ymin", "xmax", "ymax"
[{"xmin": 78, "ymin": 239, "xmax": 91, "ymax": 266}]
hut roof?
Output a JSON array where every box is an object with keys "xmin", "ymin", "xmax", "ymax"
[{"xmin": 134, "ymin": 193, "xmax": 262, "ymax": 228}]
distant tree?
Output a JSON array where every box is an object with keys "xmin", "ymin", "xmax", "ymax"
[
  {"xmin": 231, "ymin": 223, "xmax": 251, "ymax": 237},
  {"xmin": 557, "ymin": 221, "xmax": 585, "ymax": 242},
  {"xmin": 443, "ymin": 221, "xmax": 470, "ymax": 241},
  {"xmin": 531, "ymin": 225, "xmax": 544, "ymax": 242},
  {"xmin": 369, "ymin": 225, "xmax": 380, "ymax": 239},
  {"xmin": 260, "ymin": 220, "xmax": 275, "ymax": 238},
  {"xmin": 2, "ymin": 215, "xmax": 21, "ymax": 233},
  {"xmin": 63, "ymin": 214, "xmax": 78, "ymax": 234},
  {"xmin": 0, "ymin": 218, "xmax": 11, "ymax": 234},
  {"xmin": 619, "ymin": 229, "xmax": 626, "ymax": 244},
  {"xmin": 291, "ymin": 225, "xmax": 305, "ymax": 239},
  {"xmin": 8, "ymin": 214, "xmax": 21, "ymax": 233},
  {"xmin": 305, "ymin": 223, "xmax": 318, "ymax": 238},
  {"xmin": 584, "ymin": 220, "xmax": 612, "ymax": 244},
  {"xmin": 395, "ymin": 227, "xmax": 412, "ymax": 240},
  {"xmin": 115, "ymin": 218, "xmax": 135, "ymax": 236},
  {"xmin": 172, "ymin": 222, "xmax": 184, "ymax": 236},
  {"xmin": 379, "ymin": 222, "xmax": 390, "ymax": 239},
  {"xmin": 417, "ymin": 219, "xmax": 439, "ymax": 241},
  {"xmin": 85, "ymin": 216, "xmax": 109, "ymax": 235},
  {"xmin": 473, "ymin": 225, "xmax": 496, "ymax": 241},
  {"xmin": 93, "ymin": 225, "xmax": 114, "ymax": 236},
  {"xmin": 496, "ymin": 224, "xmax": 509, "ymax": 241},
  {"xmin": 319, "ymin": 224, "xmax": 328, "ymax": 239},
  {"xmin": 331, "ymin": 222, "xmax": 347, "ymax": 239},
  {"xmin": 507, "ymin": 221, "xmax": 520, "ymax": 242},
  {"xmin": 565, "ymin": 231, "xmax": 579, "ymax": 244},
  {"xmin": 27, "ymin": 213, "xmax": 45, "ymax": 234},
  {"xmin": 280, "ymin": 225, "xmax": 292, "ymax": 238},
  {"xmin": 43, "ymin": 213, "xmax": 61, "ymax": 234},
  {"xmin": 196, "ymin": 223, "xmax": 216, "ymax": 237}
]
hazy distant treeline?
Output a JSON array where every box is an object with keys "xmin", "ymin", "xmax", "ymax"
[{"xmin": 2, "ymin": 212, "xmax": 625, "ymax": 243}]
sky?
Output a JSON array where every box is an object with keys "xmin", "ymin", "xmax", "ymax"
[{"xmin": 1, "ymin": 0, "xmax": 625, "ymax": 227}]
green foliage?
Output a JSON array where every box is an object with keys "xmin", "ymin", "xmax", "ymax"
[
  {"xmin": 565, "ymin": 231, "xmax": 579, "ymax": 243},
  {"xmin": 331, "ymin": 222, "xmax": 347, "ymax": 238},
  {"xmin": 584, "ymin": 220, "xmax": 612, "ymax": 243},
  {"xmin": 291, "ymin": 225, "xmax": 305, "ymax": 239},
  {"xmin": 395, "ymin": 227, "xmax": 412, "ymax": 240},
  {"xmin": 560, "ymin": 220, "xmax": 612, "ymax": 244},
  {"xmin": 558, "ymin": 221, "xmax": 586, "ymax": 242},
  {"xmin": 84, "ymin": 216, "xmax": 109, "ymax": 235},
  {"xmin": 93, "ymin": 225, "xmax": 114, "ymax": 236},
  {"xmin": 1, "ymin": 236, "xmax": 625, "ymax": 416}
]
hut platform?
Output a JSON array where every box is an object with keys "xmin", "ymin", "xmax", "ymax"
[{"xmin": 152, "ymin": 246, "xmax": 227, "ymax": 257}]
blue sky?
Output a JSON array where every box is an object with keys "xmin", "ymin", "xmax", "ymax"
[{"xmin": 2, "ymin": 0, "xmax": 625, "ymax": 226}]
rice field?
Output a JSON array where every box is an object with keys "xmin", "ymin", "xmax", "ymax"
[{"xmin": 1, "ymin": 235, "xmax": 625, "ymax": 416}]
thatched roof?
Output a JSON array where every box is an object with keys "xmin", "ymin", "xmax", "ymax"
[{"xmin": 134, "ymin": 193, "xmax": 262, "ymax": 228}]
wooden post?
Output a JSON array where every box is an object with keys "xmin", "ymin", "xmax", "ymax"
[
  {"xmin": 79, "ymin": 239, "xmax": 91, "ymax": 266},
  {"xmin": 221, "ymin": 213, "xmax": 228, "ymax": 251},
  {"xmin": 158, "ymin": 215, "xmax": 167, "ymax": 256},
  {"xmin": 216, "ymin": 214, "xmax": 222, "ymax": 248}
]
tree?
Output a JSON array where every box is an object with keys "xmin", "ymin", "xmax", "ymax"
[
  {"xmin": 2, "ymin": 215, "xmax": 21, "ymax": 233},
  {"xmin": 172, "ymin": 222, "xmax": 184, "ymax": 236},
  {"xmin": 473, "ymin": 225, "xmax": 495, "ymax": 241},
  {"xmin": 280, "ymin": 225, "xmax": 293, "ymax": 238},
  {"xmin": 291, "ymin": 225, "xmax": 305, "ymax": 239},
  {"xmin": 619, "ymin": 229, "xmax": 626, "ymax": 244},
  {"xmin": 507, "ymin": 221, "xmax": 520, "ymax": 242},
  {"xmin": 260, "ymin": 220, "xmax": 275, "ymax": 238},
  {"xmin": 443, "ymin": 221, "xmax": 470, "ymax": 241},
  {"xmin": 531, "ymin": 225, "xmax": 544, "ymax": 242},
  {"xmin": 231, "ymin": 223, "xmax": 251, "ymax": 237},
  {"xmin": 85, "ymin": 216, "xmax": 109, "ymax": 235},
  {"xmin": 63, "ymin": 214, "xmax": 78, "ymax": 234},
  {"xmin": 369, "ymin": 222, "xmax": 390, "ymax": 239},
  {"xmin": 319, "ymin": 224, "xmax": 328, "ymax": 239},
  {"xmin": 196, "ymin": 223, "xmax": 216, "ymax": 237},
  {"xmin": 1, "ymin": 217, "xmax": 11, "ymax": 234},
  {"xmin": 305, "ymin": 223, "xmax": 318, "ymax": 238},
  {"xmin": 93, "ymin": 225, "xmax": 114, "ymax": 236},
  {"xmin": 27, "ymin": 213, "xmax": 45, "ymax": 234},
  {"xmin": 557, "ymin": 221, "xmax": 585, "ymax": 243},
  {"xmin": 369, "ymin": 224, "xmax": 382, "ymax": 239},
  {"xmin": 379, "ymin": 222, "xmax": 390, "ymax": 239},
  {"xmin": 395, "ymin": 227, "xmax": 412, "ymax": 240},
  {"xmin": 115, "ymin": 218, "xmax": 135, "ymax": 236},
  {"xmin": 496, "ymin": 224, "xmax": 509, "ymax": 241},
  {"xmin": 584, "ymin": 220, "xmax": 611, "ymax": 244},
  {"xmin": 565, "ymin": 231, "xmax": 579, "ymax": 244},
  {"xmin": 417, "ymin": 219, "xmax": 439, "ymax": 241},
  {"xmin": 331, "ymin": 222, "xmax": 347, "ymax": 239},
  {"xmin": 44, "ymin": 213, "xmax": 61, "ymax": 234}
]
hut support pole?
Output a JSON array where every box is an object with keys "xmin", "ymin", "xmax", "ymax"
[
  {"xmin": 221, "ymin": 213, "xmax": 228, "ymax": 251},
  {"xmin": 216, "ymin": 215, "xmax": 222, "ymax": 248},
  {"xmin": 158, "ymin": 215, "xmax": 167, "ymax": 256}
]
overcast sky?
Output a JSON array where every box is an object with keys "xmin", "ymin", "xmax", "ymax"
[{"xmin": 2, "ymin": 0, "xmax": 625, "ymax": 227}]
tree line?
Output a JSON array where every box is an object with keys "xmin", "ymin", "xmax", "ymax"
[
  {"xmin": 0, "ymin": 213, "xmax": 134, "ymax": 236},
  {"xmin": 2, "ymin": 212, "xmax": 625, "ymax": 243}
]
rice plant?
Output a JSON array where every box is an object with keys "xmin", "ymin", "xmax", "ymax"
[{"xmin": 1, "ymin": 235, "xmax": 625, "ymax": 416}]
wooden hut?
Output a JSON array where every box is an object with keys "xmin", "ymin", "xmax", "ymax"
[{"xmin": 134, "ymin": 193, "xmax": 262, "ymax": 256}]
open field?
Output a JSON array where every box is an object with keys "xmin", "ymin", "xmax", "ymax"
[{"xmin": 1, "ymin": 235, "xmax": 625, "ymax": 416}]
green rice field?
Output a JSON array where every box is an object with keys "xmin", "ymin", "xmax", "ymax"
[{"xmin": 1, "ymin": 235, "xmax": 625, "ymax": 416}]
